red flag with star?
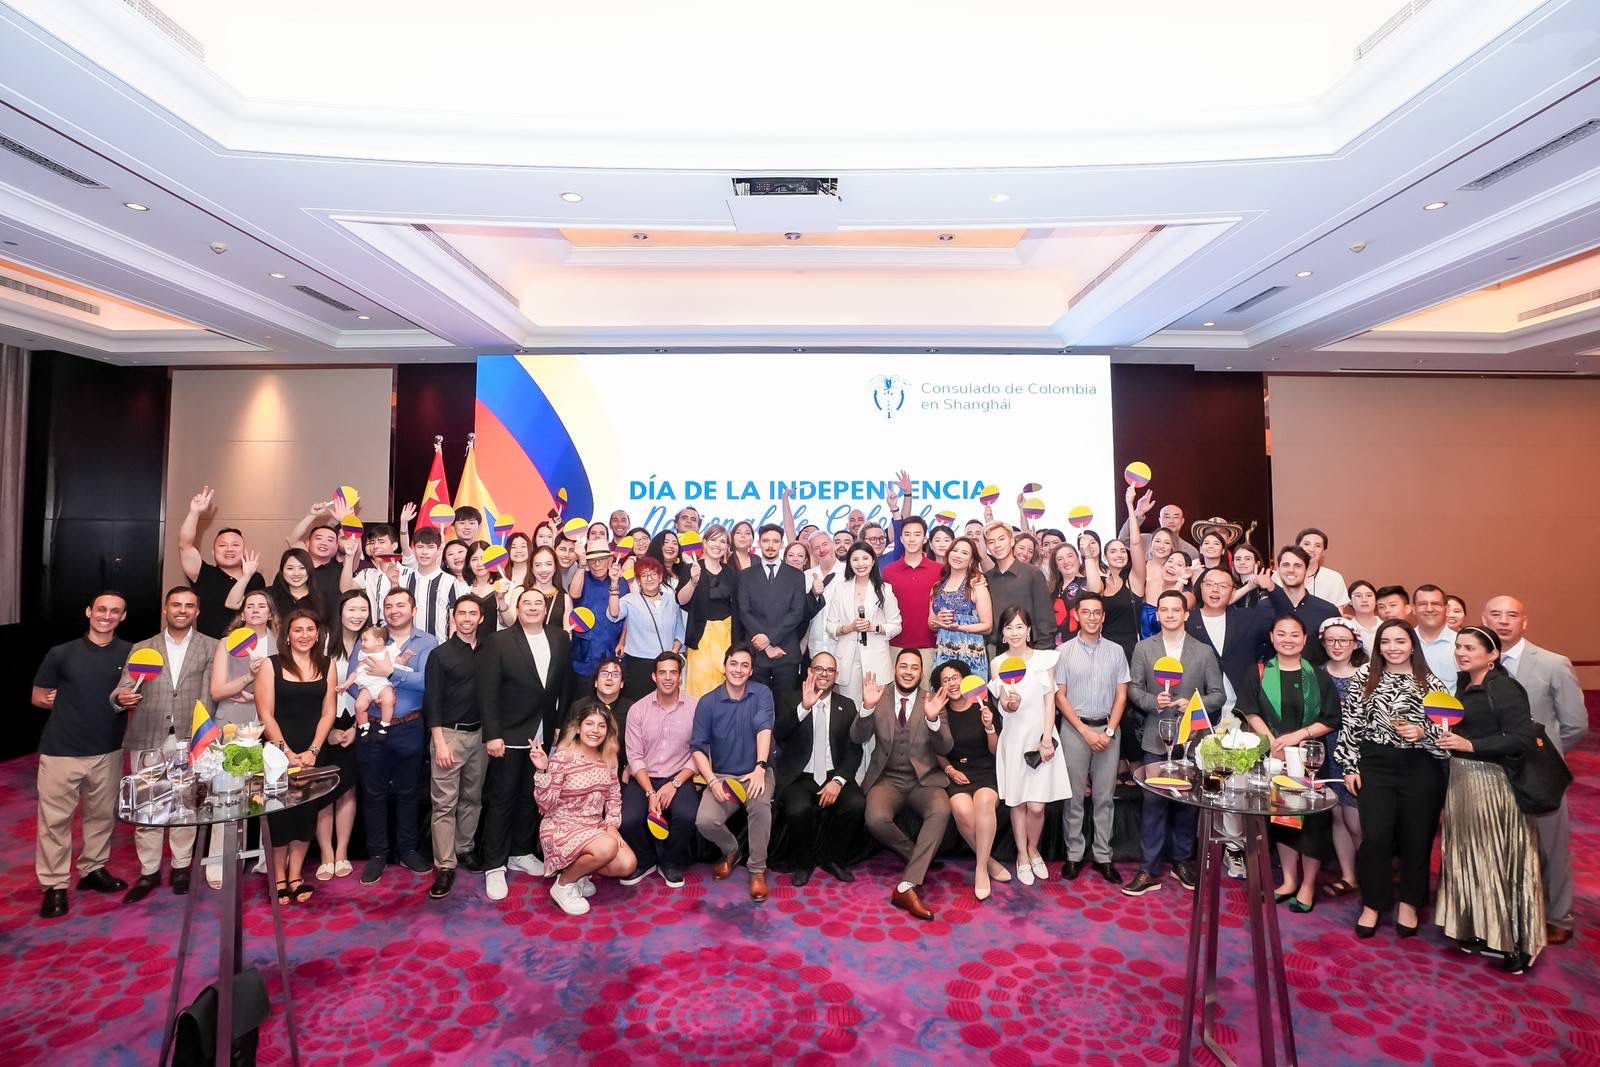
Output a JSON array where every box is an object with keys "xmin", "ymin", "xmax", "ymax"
[{"xmin": 415, "ymin": 436, "xmax": 453, "ymax": 533}]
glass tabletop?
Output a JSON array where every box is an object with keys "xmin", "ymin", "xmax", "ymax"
[
  {"xmin": 117, "ymin": 772, "xmax": 340, "ymax": 828},
  {"xmin": 1133, "ymin": 763, "xmax": 1338, "ymax": 816}
]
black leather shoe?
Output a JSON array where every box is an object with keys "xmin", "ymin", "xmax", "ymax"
[
  {"xmin": 1094, "ymin": 862, "xmax": 1123, "ymax": 885},
  {"xmin": 122, "ymin": 873, "xmax": 161, "ymax": 904},
  {"xmin": 821, "ymin": 861, "xmax": 855, "ymax": 883},
  {"xmin": 428, "ymin": 867, "xmax": 455, "ymax": 900},
  {"xmin": 457, "ymin": 850, "xmax": 484, "ymax": 873},
  {"xmin": 1062, "ymin": 859, "xmax": 1085, "ymax": 880},
  {"xmin": 78, "ymin": 868, "xmax": 127, "ymax": 893},
  {"xmin": 39, "ymin": 888, "xmax": 68, "ymax": 919},
  {"xmin": 1172, "ymin": 862, "xmax": 1198, "ymax": 891},
  {"xmin": 790, "ymin": 866, "xmax": 812, "ymax": 887},
  {"xmin": 170, "ymin": 865, "xmax": 191, "ymax": 895}
]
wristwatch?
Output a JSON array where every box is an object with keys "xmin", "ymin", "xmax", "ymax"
[
  {"xmin": 755, "ymin": 759, "xmax": 769, "ymax": 770},
  {"xmin": 1104, "ymin": 727, "xmax": 1115, "ymax": 738}
]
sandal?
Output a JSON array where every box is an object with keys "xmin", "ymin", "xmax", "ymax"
[
  {"xmin": 289, "ymin": 880, "xmax": 314, "ymax": 904},
  {"xmin": 315, "ymin": 863, "xmax": 335, "ymax": 882},
  {"xmin": 276, "ymin": 879, "xmax": 291, "ymax": 903},
  {"xmin": 333, "ymin": 860, "xmax": 353, "ymax": 878},
  {"xmin": 1321, "ymin": 878, "xmax": 1357, "ymax": 899}
]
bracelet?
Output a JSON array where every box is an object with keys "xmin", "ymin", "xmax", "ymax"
[{"xmin": 983, "ymin": 728, "xmax": 996, "ymax": 735}]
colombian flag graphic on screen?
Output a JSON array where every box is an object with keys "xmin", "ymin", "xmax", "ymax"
[{"xmin": 474, "ymin": 355, "xmax": 598, "ymax": 535}]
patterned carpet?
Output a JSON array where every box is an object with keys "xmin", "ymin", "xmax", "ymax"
[{"xmin": 1, "ymin": 704, "xmax": 1597, "ymax": 1066}]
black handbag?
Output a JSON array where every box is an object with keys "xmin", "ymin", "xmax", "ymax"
[
  {"xmin": 172, "ymin": 968, "xmax": 270, "ymax": 1067},
  {"xmin": 1489, "ymin": 686, "xmax": 1573, "ymax": 815}
]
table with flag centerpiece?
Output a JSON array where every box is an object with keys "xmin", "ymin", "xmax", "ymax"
[
  {"xmin": 118, "ymin": 701, "xmax": 338, "ymax": 1067},
  {"xmin": 1135, "ymin": 695, "xmax": 1336, "ymax": 1067}
]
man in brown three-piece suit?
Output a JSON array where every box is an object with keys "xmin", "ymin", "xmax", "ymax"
[{"xmin": 851, "ymin": 647, "xmax": 954, "ymax": 920}]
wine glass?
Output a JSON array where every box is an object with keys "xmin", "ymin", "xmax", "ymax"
[
  {"xmin": 1302, "ymin": 739, "xmax": 1325, "ymax": 797},
  {"xmin": 1158, "ymin": 718, "xmax": 1178, "ymax": 773},
  {"xmin": 135, "ymin": 749, "xmax": 165, "ymax": 784}
]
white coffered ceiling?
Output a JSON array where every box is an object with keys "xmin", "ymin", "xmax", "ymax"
[{"xmin": 1, "ymin": 0, "xmax": 1599, "ymax": 374}]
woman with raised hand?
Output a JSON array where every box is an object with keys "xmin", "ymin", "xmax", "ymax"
[
  {"xmin": 933, "ymin": 660, "xmax": 1009, "ymax": 901},
  {"xmin": 679, "ymin": 524, "xmax": 739, "ymax": 699},
  {"xmin": 532, "ymin": 705, "xmax": 636, "ymax": 915}
]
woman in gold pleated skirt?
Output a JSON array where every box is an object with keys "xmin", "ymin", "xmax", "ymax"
[
  {"xmin": 1435, "ymin": 629, "xmax": 1545, "ymax": 974},
  {"xmin": 681, "ymin": 525, "xmax": 737, "ymax": 700}
]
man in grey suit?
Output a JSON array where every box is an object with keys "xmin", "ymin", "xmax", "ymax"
[
  {"xmin": 110, "ymin": 586, "xmax": 218, "ymax": 902},
  {"xmin": 1124, "ymin": 590, "xmax": 1225, "ymax": 898},
  {"xmin": 1484, "ymin": 595, "xmax": 1588, "ymax": 944},
  {"xmin": 852, "ymin": 648, "xmax": 954, "ymax": 921}
]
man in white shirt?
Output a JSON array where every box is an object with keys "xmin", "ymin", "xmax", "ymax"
[
  {"xmin": 1484, "ymin": 595, "xmax": 1587, "ymax": 945},
  {"xmin": 773, "ymin": 653, "xmax": 866, "ymax": 886},
  {"xmin": 1411, "ymin": 585, "xmax": 1458, "ymax": 694},
  {"xmin": 406, "ymin": 528, "xmax": 466, "ymax": 642}
]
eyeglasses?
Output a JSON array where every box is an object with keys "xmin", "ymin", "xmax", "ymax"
[
  {"xmin": 597, "ymin": 669, "xmax": 623, "ymax": 679},
  {"xmin": 1323, "ymin": 637, "xmax": 1353, "ymax": 647},
  {"xmin": 811, "ymin": 666, "xmax": 838, "ymax": 675}
]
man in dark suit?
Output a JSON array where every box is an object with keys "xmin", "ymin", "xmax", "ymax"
[
  {"xmin": 1186, "ymin": 567, "xmax": 1273, "ymax": 719},
  {"xmin": 773, "ymin": 651, "xmax": 867, "ymax": 887},
  {"xmin": 851, "ymin": 648, "xmax": 954, "ymax": 920},
  {"xmin": 477, "ymin": 588, "xmax": 571, "ymax": 901},
  {"xmin": 736, "ymin": 523, "xmax": 806, "ymax": 704}
]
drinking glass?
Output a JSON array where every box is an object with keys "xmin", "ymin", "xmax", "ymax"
[
  {"xmin": 1158, "ymin": 718, "xmax": 1178, "ymax": 773},
  {"xmin": 1303, "ymin": 739, "xmax": 1325, "ymax": 798},
  {"xmin": 135, "ymin": 749, "xmax": 165, "ymax": 784}
]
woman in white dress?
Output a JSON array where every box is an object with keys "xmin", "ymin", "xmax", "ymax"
[
  {"xmin": 826, "ymin": 545, "xmax": 901, "ymax": 782},
  {"xmin": 989, "ymin": 606, "xmax": 1071, "ymax": 885}
]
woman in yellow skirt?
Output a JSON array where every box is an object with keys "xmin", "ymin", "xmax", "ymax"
[{"xmin": 681, "ymin": 524, "xmax": 739, "ymax": 699}]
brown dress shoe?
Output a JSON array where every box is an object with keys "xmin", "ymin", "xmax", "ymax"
[
  {"xmin": 713, "ymin": 852, "xmax": 738, "ymax": 880},
  {"xmin": 749, "ymin": 872, "xmax": 769, "ymax": 902},
  {"xmin": 1546, "ymin": 924, "xmax": 1574, "ymax": 946},
  {"xmin": 891, "ymin": 884, "xmax": 934, "ymax": 921}
]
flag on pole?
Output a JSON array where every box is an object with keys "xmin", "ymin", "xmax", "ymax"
[
  {"xmin": 415, "ymin": 435, "xmax": 454, "ymax": 533},
  {"xmin": 455, "ymin": 433, "xmax": 503, "ymax": 542},
  {"xmin": 1175, "ymin": 690, "xmax": 1211, "ymax": 746},
  {"xmin": 189, "ymin": 700, "xmax": 220, "ymax": 760}
]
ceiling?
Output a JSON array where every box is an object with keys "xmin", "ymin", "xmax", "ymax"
[{"xmin": 1, "ymin": 0, "xmax": 1599, "ymax": 374}]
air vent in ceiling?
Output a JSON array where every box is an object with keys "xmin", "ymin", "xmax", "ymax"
[
  {"xmin": 0, "ymin": 135, "xmax": 106, "ymax": 189},
  {"xmin": 0, "ymin": 274, "xmax": 100, "ymax": 315},
  {"xmin": 292, "ymin": 285, "xmax": 356, "ymax": 313},
  {"xmin": 733, "ymin": 177, "xmax": 839, "ymax": 197},
  {"xmin": 1518, "ymin": 286, "xmax": 1600, "ymax": 322},
  {"xmin": 1227, "ymin": 286, "xmax": 1287, "ymax": 314},
  {"xmin": 1355, "ymin": 0, "xmax": 1434, "ymax": 60},
  {"xmin": 412, "ymin": 224, "xmax": 520, "ymax": 308},
  {"xmin": 119, "ymin": 0, "xmax": 205, "ymax": 60},
  {"xmin": 1462, "ymin": 120, "xmax": 1600, "ymax": 191}
]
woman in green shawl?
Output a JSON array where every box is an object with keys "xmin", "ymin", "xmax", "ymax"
[{"xmin": 1235, "ymin": 613, "xmax": 1341, "ymax": 913}]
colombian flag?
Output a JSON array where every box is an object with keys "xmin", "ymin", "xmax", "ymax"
[
  {"xmin": 188, "ymin": 700, "xmax": 220, "ymax": 760},
  {"xmin": 415, "ymin": 436, "xmax": 454, "ymax": 533},
  {"xmin": 455, "ymin": 436, "xmax": 503, "ymax": 542},
  {"xmin": 1175, "ymin": 690, "xmax": 1211, "ymax": 746}
]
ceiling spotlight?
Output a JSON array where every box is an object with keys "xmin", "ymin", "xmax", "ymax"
[
  {"xmin": 268, "ymin": 271, "xmax": 286, "ymax": 279},
  {"xmin": 784, "ymin": 232, "xmax": 802, "ymax": 241},
  {"xmin": 1348, "ymin": 241, "xmax": 1367, "ymax": 253},
  {"xmin": 123, "ymin": 202, "xmax": 149, "ymax": 211},
  {"xmin": 1202, "ymin": 321, "xmax": 1216, "ymax": 327},
  {"xmin": 990, "ymin": 192, "xmax": 1010, "ymax": 203},
  {"xmin": 1295, "ymin": 270, "xmax": 1312, "ymax": 278},
  {"xmin": 938, "ymin": 234, "xmax": 955, "ymax": 242},
  {"xmin": 209, "ymin": 242, "xmax": 228, "ymax": 255},
  {"xmin": 1423, "ymin": 201, "xmax": 1447, "ymax": 211},
  {"xmin": 357, "ymin": 314, "xmax": 370, "ymax": 320},
  {"xmin": 559, "ymin": 192, "xmax": 583, "ymax": 203},
  {"xmin": 631, "ymin": 233, "xmax": 649, "ymax": 241}
]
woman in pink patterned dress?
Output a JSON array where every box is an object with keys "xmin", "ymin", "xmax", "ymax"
[{"xmin": 531, "ymin": 706, "xmax": 637, "ymax": 915}]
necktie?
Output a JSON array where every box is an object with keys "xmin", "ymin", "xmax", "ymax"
[
  {"xmin": 898, "ymin": 695, "xmax": 908, "ymax": 727},
  {"xmin": 767, "ymin": 564, "xmax": 777, "ymax": 580}
]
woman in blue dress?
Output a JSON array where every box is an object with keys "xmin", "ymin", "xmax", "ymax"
[{"xmin": 930, "ymin": 536, "xmax": 991, "ymax": 679}]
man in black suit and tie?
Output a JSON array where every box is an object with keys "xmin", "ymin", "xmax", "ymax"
[
  {"xmin": 852, "ymin": 648, "xmax": 955, "ymax": 921},
  {"xmin": 1186, "ymin": 567, "xmax": 1273, "ymax": 721},
  {"xmin": 478, "ymin": 589, "xmax": 571, "ymax": 901},
  {"xmin": 774, "ymin": 652, "xmax": 867, "ymax": 887},
  {"xmin": 736, "ymin": 524, "xmax": 806, "ymax": 705}
]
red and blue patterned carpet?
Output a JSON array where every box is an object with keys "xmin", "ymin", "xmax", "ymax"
[{"xmin": 2, "ymin": 706, "xmax": 1597, "ymax": 1065}]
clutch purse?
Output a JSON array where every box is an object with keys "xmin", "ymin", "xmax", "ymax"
[{"xmin": 1022, "ymin": 749, "xmax": 1042, "ymax": 769}]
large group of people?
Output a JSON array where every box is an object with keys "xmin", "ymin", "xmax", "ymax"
[{"xmin": 28, "ymin": 475, "xmax": 1587, "ymax": 976}]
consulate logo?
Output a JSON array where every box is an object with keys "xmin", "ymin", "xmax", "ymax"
[{"xmin": 870, "ymin": 374, "xmax": 909, "ymax": 419}]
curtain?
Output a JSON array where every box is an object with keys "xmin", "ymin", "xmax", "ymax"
[{"xmin": 0, "ymin": 346, "xmax": 27, "ymax": 624}]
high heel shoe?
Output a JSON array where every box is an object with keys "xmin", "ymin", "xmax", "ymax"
[
  {"xmin": 1397, "ymin": 921, "xmax": 1419, "ymax": 938},
  {"xmin": 1354, "ymin": 918, "xmax": 1379, "ymax": 939}
]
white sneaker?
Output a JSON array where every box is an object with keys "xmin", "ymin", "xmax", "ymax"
[
  {"xmin": 485, "ymin": 868, "xmax": 508, "ymax": 901},
  {"xmin": 550, "ymin": 879, "xmax": 591, "ymax": 916},
  {"xmin": 507, "ymin": 854, "xmax": 545, "ymax": 877},
  {"xmin": 578, "ymin": 876, "xmax": 597, "ymax": 898},
  {"xmin": 1224, "ymin": 847, "xmax": 1246, "ymax": 880},
  {"xmin": 619, "ymin": 865, "xmax": 656, "ymax": 887},
  {"xmin": 1017, "ymin": 863, "xmax": 1035, "ymax": 886},
  {"xmin": 1031, "ymin": 857, "xmax": 1049, "ymax": 881}
]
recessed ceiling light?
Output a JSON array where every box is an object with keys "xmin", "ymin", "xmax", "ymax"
[
  {"xmin": 990, "ymin": 192, "xmax": 1010, "ymax": 203},
  {"xmin": 632, "ymin": 233, "xmax": 649, "ymax": 241},
  {"xmin": 1224, "ymin": 365, "xmax": 1233, "ymax": 371},
  {"xmin": 784, "ymin": 232, "xmax": 802, "ymax": 241},
  {"xmin": 357, "ymin": 314, "xmax": 370, "ymax": 320},
  {"xmin": 268, "ymin": 272, "xmax": 286, "ymax": 279},
  {"xmin": 559, "ymin": 192, "xmax": 583, "ymax": 203},
  {"xmin": 1295, "ymin": 270, "xmax": 1313, "ymax": 278},
  {"xmin": 938, "ymin": 234, "xmax": 955, "ymax": 242},
  {"xmin": 123, "ymin": 202, "xmax": 149, "ymax": 211},
  {"xmin": 1423, "ymin": 201, "xmax": 1447, "ymax": 211},
  {"xmin": 1202, "ymin": 321, "xmax": 1216, "ymax": 327}
]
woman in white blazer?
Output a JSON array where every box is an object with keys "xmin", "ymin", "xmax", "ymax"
[{"xmin": 825, "ymin": 544, "xmax": 902, "ymax": 709}]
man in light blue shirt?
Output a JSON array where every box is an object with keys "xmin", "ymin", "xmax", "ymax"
[
  {"xmin": 1053, "ymin": 592, "xmax": 1130, "ymax": 884},
  {"xmin": 1412, "ymin": 585, "xmax": 1458, "ymax": 693}
]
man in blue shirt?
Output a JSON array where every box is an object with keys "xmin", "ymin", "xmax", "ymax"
[
  {"xmin": 691, "ymin": 644, "xmax": 775, "ymax": 902},
  {"xmin": 358, "ymin": 587, "xmax": 437, "ymax": 884}
]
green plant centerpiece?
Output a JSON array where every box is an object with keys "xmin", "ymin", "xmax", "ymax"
[
  {"xmin": 1195, "ymin": 728, "xmax": 1265, "ymax": 775},
  {"xmin": 221, "ymin": 743, "xmax": 265, "ymax": 778}
]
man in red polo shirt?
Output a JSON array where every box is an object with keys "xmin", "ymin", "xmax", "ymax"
[{"xmin": 882, "ymin": 515, "xmax": 941, "ymax": 682}]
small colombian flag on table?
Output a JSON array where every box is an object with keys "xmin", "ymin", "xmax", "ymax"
[
  {"xmin": 1175, "ymin": 690, "xmax": 1211, "ymax": 746},
  {"xmin": 189, "ymin": 701, "xmax": 220, "ymax": 761}
]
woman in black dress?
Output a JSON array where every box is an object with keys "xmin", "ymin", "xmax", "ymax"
[
  {"xmin": 257, "ymin": 608, "xmax": 336, "ymax": 904},
  {"xmin": 1235, "ymin": 614, "xmax": 1341, "ymax": 913},
  {"xmin": 934, "ymin": 660, "xmax": 1009, "ymax": 901}
]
